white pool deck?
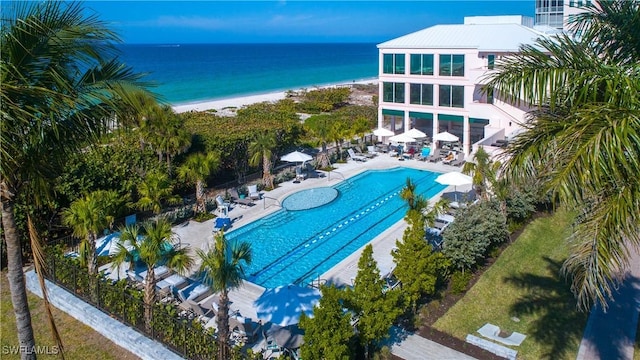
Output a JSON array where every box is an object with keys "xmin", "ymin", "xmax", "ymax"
[{"xmin": 171, "ymin": 153, "xmax": 472, "ymax": 330}]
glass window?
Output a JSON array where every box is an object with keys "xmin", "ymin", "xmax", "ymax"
[
  {"xmin": 439, "ymin": 54, "xmax": 464, "ymax": 76},
  {"xmin": 488, "ymin": 54, "xmax": 495, "ymax": 70},
  {"xmin": 439, "ymin": 85, "xmax": 464, "ymax": 108},
  {"xmin": 383, "ymin": 54, "xmax": 393, "ymax": 74},
  {"xmin": 487, "ymin": 87, "xmax": 494, "ymax": 104},
  {"xmin": 383, "ymin": 82, "xmax": 405, "ymax": 103},
  {"xmin": 410, "ymin": 84, "xmax": 433, "ymax": 105},
  {"xmin": 410, "ymin": 54, "xmax": 434, "ymax": 75},
  {"xmin": 394, "ymin": 54, "xmax": 405, "ymax": 74}
]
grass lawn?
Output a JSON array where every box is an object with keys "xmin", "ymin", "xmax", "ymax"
[
  {"xmin": 433, "ymin": 210, "xmax": 589, "ymax": 359},
  {"xmin": 1, "ymin": 270, "xmax": 138, "ymax": 360}
]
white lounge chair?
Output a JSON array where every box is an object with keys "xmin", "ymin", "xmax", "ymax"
[
  {"xmin": 215, "ymin": 195, "xmax": 231, "ymax": 215},
  {"xmin": 347, "ymin": 148, "xmax": 367, "ymax": 162},
  {"xmin": 247, "ymin": 184, "xmax": 260, "ymax": 200}
]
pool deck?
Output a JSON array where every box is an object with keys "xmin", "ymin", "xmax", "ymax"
[{"xmin": 171, "ymin": 152, "xmax": 472, "ymax": 334}]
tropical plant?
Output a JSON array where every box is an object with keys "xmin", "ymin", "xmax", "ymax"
[
  {"xmin": 112, "ymin": 219, "xmax": 194, "ymax": 331},
  {"xmin": 304, "ymin": 114, "xmax": 334, "ymax": 168},
  {"xmin": 1, "ymin": 2, "xmax": 149, "ymax": 355},
  {"xmin": 346, "ymin": 244, "xmax": 402, "ymax": 359},
  {"xmin": 299, "ymin": 285, "xmax": 354, "ymax": 360},
  {"xmin": 461, "ymin": 146, "xmax": 500, "ymax": 201},
  {"xmin": 62, "ymin": 190, "xmax": 123, "ymax": 275},
  {"xmin": 484, "ymin": 0, "xmax": 640, "ymax": 310},
  {"xmin": 143, "ymin": 105, "xmax": 192, "ymax": 172},
  {"xmin": 399, "ymin": 178, "xmax": 427, "ymax": 212},
  {"xmin": 248, "ymin": 132, "xmax": 276, "ymax": 189},
  {"xmin": 177, "ymin": 152, "xmax": 221, "ymax": 213},
  {"xmin": 135, "ymin": 170, "xmax": 181, "ymax": 214},
  {"xmin": 196, "ymin": 232, "xmax": 252, "ymax": 359}
]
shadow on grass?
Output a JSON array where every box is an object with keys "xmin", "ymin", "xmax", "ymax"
[{"xmin": 504, "ymin": 257, "xmax": 588, "ymax": 359}]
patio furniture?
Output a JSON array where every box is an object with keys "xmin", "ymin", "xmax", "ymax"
[
  {"xmin": 347, "ymin": 148, "xmax": 367, "ymax": 162},
  {"xmin": 215, "ymin": 195, "xmax": 231, "ymax": 215},
  {"xmin": 248, "ymin": 184, "xmax": 260, "ymax": 200},
  {"xmin": 229, "ymin": 188, "xmax": 253, "ymax": 208}
]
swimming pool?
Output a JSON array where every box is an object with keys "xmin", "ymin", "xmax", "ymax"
[{"xmin": 225, "ymin": 167, "xmax": 447, "ymax": 288}]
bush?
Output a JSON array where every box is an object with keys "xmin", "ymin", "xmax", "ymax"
[{"xmin": 450, "ymin": 271, "xmax": 473, "ymax": 294}]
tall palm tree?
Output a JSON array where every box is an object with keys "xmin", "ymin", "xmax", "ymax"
[
  {"xmin": 248, "ymin": 133, "xmax": 276, "ymax": 190},
  {"xmin": 62, "ymin": 190, "xmax": 122, "ymax": 275},
  {"xmin": 177, "ymin": 152, "xmax": 220, "ymax": 213},
  {"xmin": 1, "ymin": 2, "xmax": 149, "ymax": 356},
  {"xmin": 135, "ymin": 170, "xmax": 181, "ymax": 214},
  {"xmin": 143, "ymin": 106, "xmax": 192, "ymax": 172},
  {"xmin": 484, "ymin": 0, "xmax": 640, "ymax": 310},
  {"xmin": 112, "ymin": 219, "xmax": 194, "ymax": 331},
  {"xmin": 461, "ymin": 146, "xmax": 500, "ymax": 201},
  {"xmin": 196, "ymin": 233, "xmax": 252, "ymax": 360},
  {"xmin": 304, "ymin": 115, "xmax": 333, "ymax": 169}
]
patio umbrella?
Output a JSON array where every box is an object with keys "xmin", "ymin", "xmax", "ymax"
[
  {"xmin": 267, "ymin": 324, "xmax": 305, "ymax": 349},
  {"xmin": 389, "ymin": 133, "xmax": 416, "ymax": 143},
  {"xmin": 281, "ymin": 151, "xmax": 313, "ymax": 164},
  {"xmin": 405, "ymin": 128, "xmax": 427, "ymax": 139},
  {"xmin": 433, "ymin": 131, "xmax": 459, "ymax": 142},
  {"xmin": 435, "ymin": 172, "xmax": 473, "ymax": 202},
  {"xmin": 373, "ymin": 128, "xmax": 394, "ymax": 137},
  {"xmin": 254, "ymin": 285, "xmax": 321, "ymax": 327}
]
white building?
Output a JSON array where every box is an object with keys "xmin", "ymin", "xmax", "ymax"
[
  {"xmin": 535, "ymin": 0, "xmax": 594, "ymax": 31},
  {"xmin": 376, "ymin": 16, "xmax": 545, "ymax": 156}
]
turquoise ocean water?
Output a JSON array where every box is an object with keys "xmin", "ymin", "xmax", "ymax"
[{"xmin": 117, "ymin": 43, "xmax": 378, "ymax": 106}]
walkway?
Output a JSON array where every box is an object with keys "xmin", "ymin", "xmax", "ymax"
[
  {"xmin": 576, "ymin": 245, "xmax": 640, "ymax": 360},
  {"xmin": 386, "ymin": 326, "xmax": 477, "ymax": 360}
]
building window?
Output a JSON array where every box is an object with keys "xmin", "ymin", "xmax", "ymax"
[
  {"xmin": 487, "ymin": 87, "xmax": 494, "ymax": 104},
  {"xmin": 383, "ymin": 53, "xmax": 405, "ymax": 74},
  {"xmin": 410, "ymin": 54, "xmax": 434, "ymax": 75},
  {"xmin": 488, "ymin": 54, "xmax": 495, "ymax": 70},
  {"xmin": 410, "ymin": 84, "xmax": 433, "ymax": 105},
  {"xmin": 439, "ymin": 54, "xmax": 465, "ymax": 76},
  {"xmin": 439, "ymin": 85, "xmax": 464, "ymax": 108},
  {"xmin": 383, "ymin": 82, "xmax": 405, "ymax": 103}
]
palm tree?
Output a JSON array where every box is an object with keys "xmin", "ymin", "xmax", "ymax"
[
  {"xmin": 62, "ymin": 190, "xmax": 122, "ymax": 275},
  {"xmin": 400, "ymin": 178, "xmax": 427, "ymax": 212},
  {"xmin": 248, "ymin": 133, "xmax": 276, "ymax": 190},
  {"xmin": 461, "ymin": 146, "xmax": 500, "ymax": 201},
  {"xmin": 484, "ymin": 0, "xmax": 640, "ymax": 310},
  {"xmin": 136, "ymin": 170, "xmax": 182, "ymax": 214},
  {"xmin": 177, "ymin": 152, "xmax": 221, "ymax": 213},
  {"xmin": 196, "ymin": 232, "xmax": 252, "ymax": 359},
  {"xmin": 304, "ymin": 115, "xmax": 333, "ymax": 169},
  {"xmin": 143, "ymin": 105, "xmax": 192, "ymax": 172},
  {"xmin": 112, "ymin": 219, "xmax": 194, "ymax": 331},
  {"xmin": 1, "ymin": 2, "xmax": 148, "ymax": 355}
]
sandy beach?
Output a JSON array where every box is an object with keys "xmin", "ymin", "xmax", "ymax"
[{"xmin": 171, "ymin": 79, "xmax": 377, "ymax": 115}]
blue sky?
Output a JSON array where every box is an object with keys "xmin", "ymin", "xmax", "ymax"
[{"xmin": 86, "ymin": 1, "xmax": 535, "ymax": 44}]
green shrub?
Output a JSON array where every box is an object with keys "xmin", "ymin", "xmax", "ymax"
[{"xmin": 450, "ymin": 271, "xmax": 473, "ymax": 294}]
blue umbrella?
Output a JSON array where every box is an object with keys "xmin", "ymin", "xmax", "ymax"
[{"xmin": 254, "ymin": 285, "xmax": 321, "ymax": 327}]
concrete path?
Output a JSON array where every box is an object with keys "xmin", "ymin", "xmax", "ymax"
[
  {"xmin": 386, "ymin": 326, "xmax": 477, "ymax": 360},
  {"xmin": 577, "ymin": 245, "xmax": 640, "ymax": 360}
]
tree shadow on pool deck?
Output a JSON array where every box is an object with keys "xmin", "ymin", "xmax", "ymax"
[{"xmin": 504, "ymin": 257, "xmax": 588, "ymax": 359}]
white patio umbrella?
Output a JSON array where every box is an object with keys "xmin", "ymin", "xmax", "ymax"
[
  {"xmin": 433, "ymin": 131, "xmax": 459, "ymax": 142},
  {"xmin": 281, "ymin": 151, "xmax": 313, "ymax": 163},
  {"xmin": 254, "ymin": 285, "xmax": 321, "ymax": 327},
  {"xmin": 435, "ymin": 172, "xmax": 473, "ymax": 202},
  {"xmin": 389, "ymin": 133, "xmax": 416, "ymax": 143},
  {"xmin": 373, "ymin": 128, "xmax": 394, "ymax": 137},
  {"xmin": 405, "ymin": 128, "xmax": 427, "ymax": 139}
]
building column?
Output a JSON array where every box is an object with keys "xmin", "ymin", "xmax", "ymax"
[
  {"xmin": 432, "ymin": 112, "xmax": 439, "ymax": 149},
  {"xmin": 463, "ymin": 115, "xmax": 471, "ymax": 157},
  {"xmin": 404, "ymin": 111, "xmax": 411, "ymax": 133}
]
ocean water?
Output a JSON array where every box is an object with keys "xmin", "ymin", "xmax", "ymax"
[{"xmin": 117, "ymin": 43, "xmax": 378, "ymax": 106}]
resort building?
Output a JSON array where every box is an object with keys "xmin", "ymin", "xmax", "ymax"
[
  {"xmin": 376, "ymin": 15, "xmax": 545, "ymax": 156},
  {"xmin": 535, "ymin": 0, "xmax": 594, "ymax": 31}
]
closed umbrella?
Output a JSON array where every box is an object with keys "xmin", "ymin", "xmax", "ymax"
[
  {"xmin": 435, "ymin": 172, "xmax": 473, "ymax": 202},
  {"xmin": 254, "ymin": 285, "xmax": 321, "ymax": 327}
]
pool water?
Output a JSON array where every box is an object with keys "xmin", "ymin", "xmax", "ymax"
[{"xmin": 225, "ymin": 167, "xmax": 446, "ymax": 288}]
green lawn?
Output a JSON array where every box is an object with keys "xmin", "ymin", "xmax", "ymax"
[
  {"xmin": 433, "ymin": 210, "xmax": 588, "ymax": 359},
  {"xmin": 1, "ymin": 271, "xmax": 138, "ymax": 360}
]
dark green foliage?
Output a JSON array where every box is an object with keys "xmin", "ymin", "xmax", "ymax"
[
  {"xmin": 297, "ymin": 87, "xmax": 351, "ymax": 113},
  {"xmin": 506, "ymin": 186, "xmax": 537, "ymax": 224},
  {"xmin": 442, "ymin": 200, "xmax": 509, "ymax": 272},
  {"xmin": 347, "ymin": 244, "xmax": 403, "ymax": 358},
  {"xmin": 392, "ymin": 210, "xmax": 451, "ymax": 311},
  {"xmin": 299, "ymin": 285, "xmax": 354, "ymax": 360},
  {"xmin": 450, "ymin": 271, "xmax": 473, "ymax": 294}
]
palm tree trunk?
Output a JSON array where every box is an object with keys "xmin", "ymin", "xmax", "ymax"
[
  {"xmin": 262, "ymin": 156, "xmax": 273, "ymax": 189},
  {"xmin": 143, "ymin": 268, "xmax": 156, "ymax": 332},
  {"xmin": 195, "ymin": 180, "xmax": 205, "ymax": 213},
  {"xmin": 1, "ymin": 187, "xmax": 37, "ymax": 360},
  {"xmin": 216, "ymin": 290, "xmax": 230, "ymax": 359},
  {"xmin": 87, "ymin": 233, "xmax": 98, "ymax": 276}
]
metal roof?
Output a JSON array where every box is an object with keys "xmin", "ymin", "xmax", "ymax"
[{"xmin": 377, "ymin": 23, "xmax": 545, "ymax": 52}]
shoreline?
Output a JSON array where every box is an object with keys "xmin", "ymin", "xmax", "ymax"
[{"xmin": 171, "ymin": 78, "xmax": 378, "ymax": 114}]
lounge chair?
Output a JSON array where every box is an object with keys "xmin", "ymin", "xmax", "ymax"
[
  {"xmin": 178, "ymin": 281, "xmax": 211, "ymax": 303},
  {"xmin": 366, "ymin": 145, "xmax": 379, "ymax": 157},
  {"xmin": 347, "ymin": 148, "xmax": 367, "ymax": 162},
  {"xmin": 247, "ymin": 184, "xmax": 260, "ymax": 200},
  {"xmin": 442, "ymin": 151, "xmax": 456, "ymax": 164},
  {"xmin": 229, "ymin": 188, "xmax": 253, "ymax": 208},
  {"xmin": 230, "ymin": 316, "xmax": 261, "ymax": 342},
  {"xmin": 215, "ymin": 195, "xmax": 231, "ymax": 215},
  {"xmin": 426, "ymin": 149, "xmax": 443, "ymax": 162},
  {"xmin": 156, "ymin": 273, "xmax": 188, "ymax": 295},
  {"xmin": 451, "ymin": 153, "xmax": 466, "ymax": 167},
  {"xmin": 295, "ymin": 166, "xmax": 307, "ymax": 182}
]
